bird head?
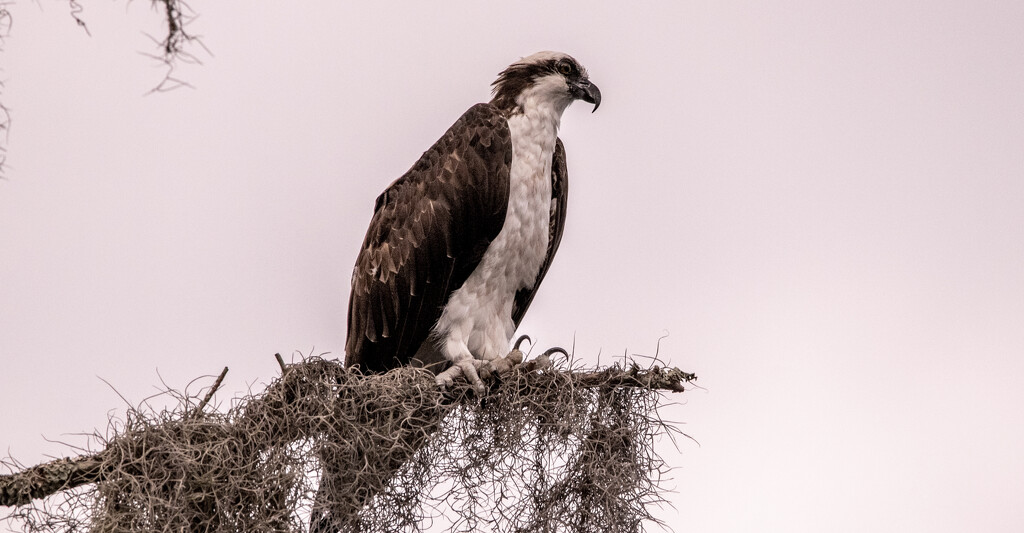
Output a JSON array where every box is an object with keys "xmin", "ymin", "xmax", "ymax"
[{"xmin": 490, "ymin": 51, "xmax": 601, "ymax": 115}]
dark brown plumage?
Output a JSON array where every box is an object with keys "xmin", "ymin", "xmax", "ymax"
[{"xmin": 344, "ymin": 103, "xmax": 569, "ymax": 374}]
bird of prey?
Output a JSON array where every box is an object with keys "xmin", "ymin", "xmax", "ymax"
[{"xmin": 345, "ymin": 51, "xmax": 600, "ymax": 391}]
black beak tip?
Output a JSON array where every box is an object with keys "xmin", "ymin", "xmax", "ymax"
[
  {"xmin": 587, "ymin": 83, "xmax": 602, "ymax": 113},
  {"xmin": 573, "ymin": 80, "xmax": 601, "ymax": 113}
]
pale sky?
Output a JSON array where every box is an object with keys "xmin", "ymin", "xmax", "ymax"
[{"xmin": 2, "ymin": 1, "xmax": 1023, "ymax": 531}]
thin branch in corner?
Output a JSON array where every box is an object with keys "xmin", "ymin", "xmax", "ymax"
[
  {"xmin": 143, "ymin": 0, "xmax": 211, "ymax": 93},
  {"xmin": 68, "ymin": 0, "xmax": 91, "ymax": 36}
]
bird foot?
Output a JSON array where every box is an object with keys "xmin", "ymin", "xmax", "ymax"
[
  {"xmin": 433, "ymin": 335, "xmax": 534, "ymax": 393},
  {"xmin": 435, "ymin": 357, "xmax": 490, "ymax": 393}
]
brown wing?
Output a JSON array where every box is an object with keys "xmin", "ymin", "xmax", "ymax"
[
  {"xmin": 511, "ymin": 137, "xmax": 569, "ymax": 327},
  {"xmin": 345, "ymin": 104, "xmax": 512, "ymax": 373}
]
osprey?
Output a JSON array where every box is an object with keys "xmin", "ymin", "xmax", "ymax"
[{"xmin": 345, "ymin": 51, "xmax": 600, "ymax": 391}]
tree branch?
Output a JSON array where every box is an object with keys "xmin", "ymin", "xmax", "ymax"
[
  {"xmin": 1, "ymin": 454, "xmax": 110, "ymax": 507},
  {"xmin": 1, "ymin": 360, "xmax": 694, "ymax": 508}
]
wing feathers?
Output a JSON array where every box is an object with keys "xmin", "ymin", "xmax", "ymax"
[{"xmin": 346, "ymin": 104, "xmax": 512, "ymax": 372}]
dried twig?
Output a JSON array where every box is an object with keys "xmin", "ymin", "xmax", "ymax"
[
  {"xmin": 275, "ymin": 353, "xmax": 288, "ymax": 376},
  {"xmin": 190, "ymin": 366, "xmax": 228, "ymax": 417}
]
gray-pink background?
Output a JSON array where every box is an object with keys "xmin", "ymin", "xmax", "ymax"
[{"xmin": 2, "ymin": 2, "xmax": 1022, "ymax": 531}]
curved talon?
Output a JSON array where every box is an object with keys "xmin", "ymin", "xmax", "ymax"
[
  {"xmin": 513, "ymin": 334, "xmax": 532, "ymax": 351},
  {"xmin": 529, "ymin": 347, "xmax": 568, "ymax": 372},
  {"xmin": 541, "ymin": 347, "xmax": 568, "ymax": 359}
]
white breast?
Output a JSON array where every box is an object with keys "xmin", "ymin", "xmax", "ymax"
[{"xmin": 434, "ymin": 105, "xmax": 562, "ymax": 363}]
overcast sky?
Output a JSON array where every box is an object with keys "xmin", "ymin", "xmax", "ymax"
[{"xmin": 2, "ymin": 1, "xmax": 1023, "ymax": 531}]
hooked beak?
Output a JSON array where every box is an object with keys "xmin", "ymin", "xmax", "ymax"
[{"xmin": 571, "ymin": 79, "xmax": 602, "ymax": 112}]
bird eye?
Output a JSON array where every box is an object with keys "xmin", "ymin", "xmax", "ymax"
[{"xmin": 557, "ymin": 62, "xmax": 573, "ymax": 76}]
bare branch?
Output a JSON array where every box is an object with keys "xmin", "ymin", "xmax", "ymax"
[
  {"xmin": 190, "ymin": 366, "xmax": 228, "ymax": 417},
  {"xmin": 1, "ymin": 455, "xmax": 109, "ymax": 508},
  {"xmin": 145, "ymin": 0, "xmax": 209, "ymax": 94}
]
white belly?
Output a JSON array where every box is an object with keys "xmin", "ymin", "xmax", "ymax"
[{"xmin": 434, "ymin": 110, "xmax": 558, "ymax": 362}]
